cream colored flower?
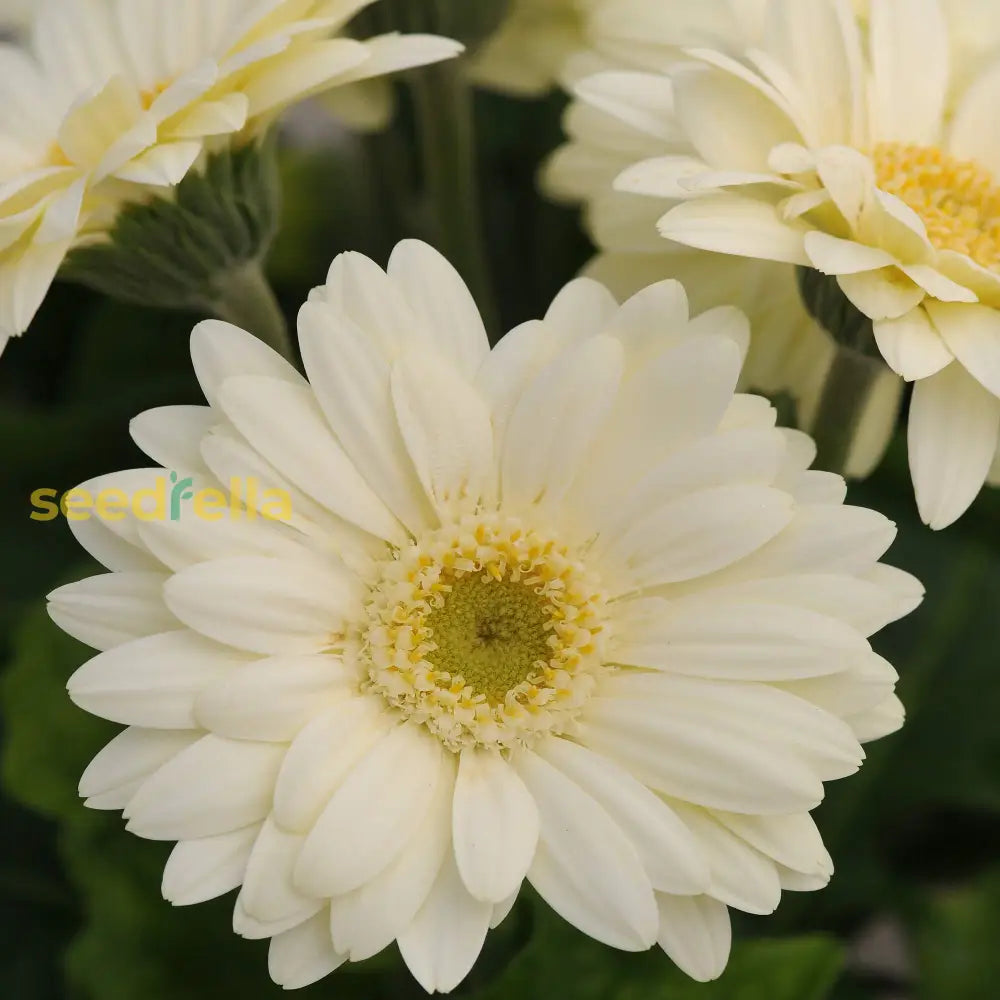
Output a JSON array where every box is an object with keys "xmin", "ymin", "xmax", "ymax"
[
  {"xmin": 590, "ymin": 0, "xmax": 1000, "ymax": 527},
  {"xmin": 471, "ymin": 0, "xmax": 590, "ymax": 95},
  {"xmin": 472, "ymin": 0, "xmax": 766, "ymax": 96},
  {"xmin": 0, "ymin": 0, "xmax": 461, "ymax": 350},
  {"xmin": 52, "ymin": 240, "xmax": 919, "ymax": 992},
  {"xmin": 543, "ymin": 0, "xmax": 902, "ymax": 478}
]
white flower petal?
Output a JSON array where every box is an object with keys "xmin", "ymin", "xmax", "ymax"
[
  {"xmin": 329, "ymin": 754, "xmax": 455, "ymax": 961},
  {"xmin": 48, "ymin": 571, "xmax": 176, "ymax": 652},
  {"xmin": 712, "ymin": 812, "xmax": 832, "ymax": 877},
  {"xmin": 295, "ymin": 724, "xmax": 444, "ymax": 896},
  {"xmin": 297, "ymin": 301, "xmax": 434, "ymax": 536},
  {"xmin": 190, "ymin": 320, "xmax": 303, "ymax": 410},
  {"xmin": 615, "ymin": 154, "xmax": 710, "ymax": 199},
  {"xmin": 612, "ymin": 601, "xmax": 868, "ymax": 681},
  {"xmin": 268, "ymin": 910, "xmax": 347, "ymax": 991},
  {"xmin": 319, "ymin": 249, "xmax": 426, "ymax": 356},
  {"xmin": 543, "ymin": 277, "xmax": 619, "ymax": 343},
  {"xmin": 671, "ymin": 64, "xmax": 797, "ymax": 171},
  {"xmin": 804, "ymin": 231, "xmax": 896, "ymax": 276},
  {"xmin": 926, "ymin": 301, "xmax": 1000, "ymax": 398},
  {"xmin": 240, "ymin": 817, "xmax": 318, "ymax": 926},
  {"xmin": 574, "ymin": 336, "xmax": 743, "ymax": 521},
  {"xmin": 870, "ymin": 0, "xmax": 948, "ymax": 145},
  {"xmin": 194, "ymin": 653, "xmax": 351, "ymax": 741},
  {"xmin": 838, "ymin": 268, "xmax": 925, "ymax": 321},
  {"xmin": 80, "ymin": 726, "xmax": 199, "ymax": 806},
  {"xmin": 138, "ymin": 511, "xmax": 321, "ymax": 574},
  {"xmin": 580, "ymin": 692, "xmax": 823, "ymax": 816},
  {"xmin": 68, "ymin": 629, "xmax": 247, "ymax": 729},
  {"xmin": 660, "ymin": 194, "xmax": 809, "ymax": 266},
  {"xmin": 129, "ymin": 405, "xmax": 216, "ymax": 473},
  {"xmin": 669, "ymin": 803, "xmax": 781, "ymax": 915},
  {"xmin": 539, "ymin": 737, "xmax": 710, "ymax": 896},
  {"xmin": 386, "ymin": 240, "xmax": 489, "ymax": 377},
  {"xmin": 67, "ymin": 509, "xmax": 163, "ymax": 573},
  {"xmin": 899, "ymin": 264, "xmax": 977, "ymax": 303},
  {"xmin": 397, "ymin": 849, "xmax": 492, "ymax": 995},
  {"xmin": 501, "ymin": 335, "xmax": 623, "ymax": 511},
  {"xmin": 515, "ymin": 749, "xmax": 658, "ymax": 952},
  {"xmin": 574, "ymin": 70, "xmax": 679, "ymax": 142},
  {"xmin": 908, "ymin": 362, "xmax": 1000, "ymax": 529},
  {"xmin": 846, "ymin": 693, "xmax": 905, "ymax": 741},
  {"xmin": 391, "ymin": 350, "xmax": 496, "ymax": 516},
  {"xmin": 656, "ymin": 894, "xmax": 731, "ymax": 982},
  {"xmin": 452, "ymin": 749, "xmax": 539, "ymax": 904},
  {"xmin": 714, "ymin": 504, "xmax": 898, "ymax": 580},
  {"xmin": 601, "ymin": 672, "xmax": 863, "ymax": 783},
  {"xmin": 873, "ymin": 308, "xmax": 953, "ymax": 381},
  {"xmin": 125, "ymin": 735, "xmax": 286, "ymax": 841},
  {"xmin": 217, "ymin": 375, "xmax": 404, "ymax": 543},
  {"xmin": 949, "ymin": 61, "xmax": 1000, "ymax": 174},
  {"xmin": 680, "ymin": 571, "xmax": 921, "ymax": 637},
  {"xmin": 596, "ymin": 428, "xmax": 786, "ymax": 541},
  {"xmin": 162, "ymin": 825, "xmax": 260, "ymax": 906},
  {"xmin": 602, "ymin": 279, "xmax": 692, "ymax": 365},
  {"xmin": 273, "ymin": 697, "xmax": 393, "ymax": 834},
  {"xmin": 601, "ymin": 485, "xmax": 795, "ymax": 591},
  {"xmin": 163, "ymin": 556, "xmax": 363, "ymax": 655}
]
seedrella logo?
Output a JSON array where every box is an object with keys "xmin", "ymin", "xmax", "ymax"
[{"xmin": 29, "ymin": 474, "xmax": 293, "ymax": 523}]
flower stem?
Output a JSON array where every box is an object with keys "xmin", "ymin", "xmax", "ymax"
[
  {"xmin": 810, "ymin": 344, "xmax": 884, "ymax": 475},
  {"xmin": 408, "ymin": 57, "xmax": 500, "ymax": 338},
  {"xmin": 211, "ymin": 260, "xmax": 295, "ymax": 364}
]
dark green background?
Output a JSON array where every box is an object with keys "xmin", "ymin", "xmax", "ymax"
[{"xmin": 1, "ymin": 86, "xmax": 997, "ymax": 1000}]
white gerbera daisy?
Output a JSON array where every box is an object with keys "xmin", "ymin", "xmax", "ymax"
[
  {"xmin": 0, "ymin": 0, "xmax": 460, "ymax": 349},
  {"xmin": 51, "ymin": 240, "xmax": 920, "ymax": 992},
  {"xmin": 592, "ymin": 0, "xmax": 1000, "ymax": 527}
]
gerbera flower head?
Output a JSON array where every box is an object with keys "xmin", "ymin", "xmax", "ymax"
[
  {"xmin": 588, "ymin": 0, "xmax": 1000, "ymax": 527},
  {"xmin": 0, "ymin": 0, "xmax": 461, "ymax": 349},
  {"xmin": 51, "ymin": 240, "xmax": 920, "ymax": 992}
]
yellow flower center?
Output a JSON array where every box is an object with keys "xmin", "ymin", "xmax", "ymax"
[
  {"xmin": 872, "ymin": 142, "xmax": 1000, "ymax": 270},
  {"xmin": 361, "ymin": 514, "xmax": 607, "ymax": 751}
]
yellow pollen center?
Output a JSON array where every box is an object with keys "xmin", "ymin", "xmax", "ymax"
[
  {"xmin": 361, "ymin": 514, "xmax": 608, "ymax": 751},
  {"xmin": 872, "ymin": 142, "xmax": 1000, "ymax": 270}
]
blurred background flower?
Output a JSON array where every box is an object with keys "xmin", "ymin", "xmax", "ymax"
[{"xmin": 0, "ymin": 0, "xmax": 461, "ymax": 354}]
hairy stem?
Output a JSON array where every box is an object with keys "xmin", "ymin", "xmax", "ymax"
[
  {"xmin": 211, "ymin": 260, "xmax": 295, "ymax": 365},
  {"xmin": 408, "ymin": 58, "xmax": 500, "ymax": 338}
]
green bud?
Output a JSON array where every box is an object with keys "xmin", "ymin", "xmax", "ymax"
[{"xmin": 63, "ymin": 136, "xmax": 281, "ymax": 316}]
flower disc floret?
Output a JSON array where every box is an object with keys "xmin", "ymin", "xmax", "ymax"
[{"xmin": 362, "ymin": 514, "xmax": 608, "ymax": 751}]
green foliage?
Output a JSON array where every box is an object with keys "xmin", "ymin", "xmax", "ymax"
[
  {"xmin": 476, "ymin": 903, "xmax": 843, "ymax": 1000},
  {"xmin": 909, "ymin": 869, "xmax": 1000, "ymax": 1000}
]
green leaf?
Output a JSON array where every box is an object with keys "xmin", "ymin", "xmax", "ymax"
[
  {"xmin": 472, "ymin": 900, "xmax": 843, "ymax": 1000},
  {"xmin": 908, "ymin": 868, "xmax": 1000, "ymax": 1000}
]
